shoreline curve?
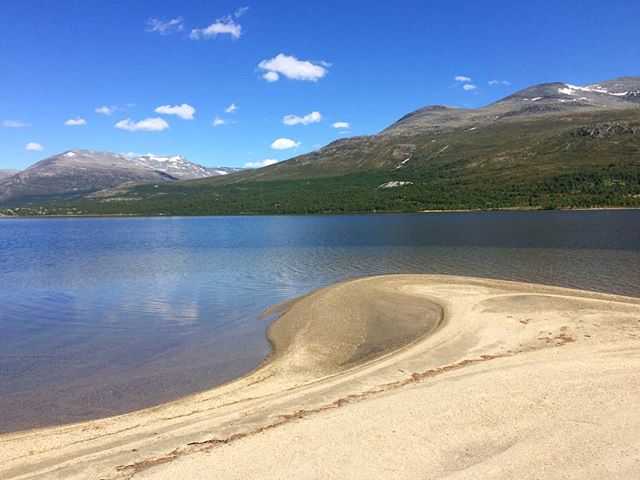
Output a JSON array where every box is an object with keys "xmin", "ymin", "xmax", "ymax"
[{"xmin": 1, "ymin": 274, "xmax": 639, "ymax": 480}]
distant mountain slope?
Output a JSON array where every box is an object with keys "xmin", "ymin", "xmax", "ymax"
[
  {"xmin": 0, "ymin": 150, "xmax": 174, "ymax": 205},
  {"xmin": 0, "ymin": 150, "xmax": 242, "ymax": 206},
  {"xmin": 382, "ymin": 77, "xmax": 640, "ymax": 136},
  {"xmin": 205, "ymin": 166, "xmax": 244, "ymax": 176},
  {"xmin": 134, "ymin": 154, "xmax": 211, "ymax": 180},
  {"xmin": 0, "ymin": 169, "xmax": 19, "ymax": 181},
  {"xmin": 158, "ymin": 76, "xmax": 640, "ymax": 185},
  {"xmin": 3, "ymin": 76, "xmax": 640, "ymax": 214},
  {"xmin": 74, "ymin": 113, "xmax": 640, "ymax": 214}
]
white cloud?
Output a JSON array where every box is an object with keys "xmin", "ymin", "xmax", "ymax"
[
  {"xmin": 234, "ymin": 6, "xmax": 249, "ymax": 18},
  {"xmin": 190, "ymin": 17, "xmax": 242, "ymax": 39},
  {"xmin": 95, "ymin": 105, "xmax": 116, "ymax": 116},
  {"xmin": 489, "ymin": 79, "xmax": 511, "ymax": 86},
  {"xmin": 331, "ymin": 121, "xmax": 350, "ymax": 129},
  {"xmin": 283, "ymin": 111, "xmax": 322, "ymax": 126},
  {"xmin": 2, "ymin": 120, "xmax": 29, "ymax": 128},
  {"xmin": 212, "ymin": 116, "xmax": 227, "ymax": 127},
  {"xmin": 147, "ymin": 17, "xmax": 184, "ymax": 35},
  {"xmin": 258, "ymin": 54, "xmax": 328, "ymax": 82},
  {"xmin": 463, "ymin": 84, "xmax": 478, "ymax": 91},
  {"xmin": 225, "ymin": 103, "xmax": 237, "ymax": 113},
  {"xmin": 64, "ymin": 117, "xmax": 86, "ymax": 126},
  {"xmin": 115, "ymin": 117, "xmax": 169, "ymax": 132},
  {"xmin": 455, "ymin": 75, "xmax": 471, "ymax": 82},
  {"xmin": 25, "ymin": 142, "xmax": 44, "ymax": 151},
  {"xmin": 271, "ymin": 138, "xmax": 300, "ymax": 150},
  {"xmin": 154, "ymin": 103, "xmax": 195, "ymax": 120},
  {"xmin": 263, "ymin": 71, "xmax": 279, "ymax": 82},
  {"xmin": 244, "ymin": 158, "xmax": 278, "ymax": 168}
]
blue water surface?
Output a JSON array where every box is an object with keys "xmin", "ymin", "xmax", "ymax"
[{"xmin": 0, "ymin": 210, "xmax": 638, "ymax": 432}]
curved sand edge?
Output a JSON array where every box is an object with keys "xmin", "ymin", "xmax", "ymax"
[{"xmin": 1, "ymin": 275, "xmax": 640, "ymax": 479}]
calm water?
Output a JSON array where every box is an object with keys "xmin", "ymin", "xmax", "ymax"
[{"xmin": 1, "ymin": 211, "xmax": 639, "ymax": 432}]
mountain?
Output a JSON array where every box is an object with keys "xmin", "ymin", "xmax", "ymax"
[
  {"xmin": 0, "ymin": 150, "xmax": 242, "ymax": 206},
  {"xmin": 382, "ymin": 77, "xmax": 640, "ymax": 136},
  {"xmin": 4, "ymin": 76, "xmax": 640, "ymax": 214},
  {"xmin": 0, "ymin": 169, "xmax": 19, "ymax": 181},
  {"xmin": 205, "ymin": 166, "xmax": 244, "ymax": 176},
  {"xmin": 151, "ymin": 76, "xmax": 640, "ymax": 184},
  {"xmin": 0, "ymin": 150, "xmax": 175, "ymax": 205},
  {"xmin": 134, "ymin": 155, "xmax": 244, "ymax": 179},
  {"xmin": 134, "ymin": 154, "xmax": 211, "ymax": 180}
]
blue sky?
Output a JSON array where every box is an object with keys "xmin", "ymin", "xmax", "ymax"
[{"xmin": 1, "ymin": 0, "xmax": 639, "ymax": 169}]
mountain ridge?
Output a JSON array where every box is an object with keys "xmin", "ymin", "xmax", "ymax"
[
  {"xmin": 2, "ymin": 75, "xmax": 639, "ymax": 213},
  {"xmin": 0, "ymin": 150, "xmax": 242, "ymax": 205}
]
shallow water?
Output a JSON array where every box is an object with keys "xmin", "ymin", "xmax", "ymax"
[{"xmin": 0, "ymin": 210, "xmax": 638, "ymax": 432}]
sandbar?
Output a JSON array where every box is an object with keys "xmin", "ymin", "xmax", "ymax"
[{"xmin": 1, "ymin": 275, "xmax": 639, "ymax": 479}]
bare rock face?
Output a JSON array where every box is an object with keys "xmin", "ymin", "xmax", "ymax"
[
  {"xmin": 569, "ymin": 121, "xmax": 638, "ymax": 139},
  {"xmin": 391, "ymin": 144, "xmax": 417, "ymax": 160}
]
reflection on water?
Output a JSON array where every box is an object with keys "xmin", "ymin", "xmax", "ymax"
[{"xmin": 0, "ymin": 210, "xmax": 638, "ymax": 432}]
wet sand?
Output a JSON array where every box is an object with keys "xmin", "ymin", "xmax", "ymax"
[{"xmin": 1, "ymin": 275, "xmax": 639, "ymax": 479}]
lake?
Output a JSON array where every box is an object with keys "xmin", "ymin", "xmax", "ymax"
[{"xmin": 0, "ymin": 210, "xmax": 639, "ymax": 433}]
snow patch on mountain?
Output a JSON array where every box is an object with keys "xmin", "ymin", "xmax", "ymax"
[
  {"xmin": 559, "ymin": 83, "xmax": 629, "ymax": 97},
  {"xmin": 135, "ymin": 154, "xmax": 211, "ymax": 179}
]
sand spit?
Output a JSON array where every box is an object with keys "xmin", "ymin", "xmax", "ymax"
[{"xmin": 1, "ymin": 275, "xmax": 639, "ymax": 479}]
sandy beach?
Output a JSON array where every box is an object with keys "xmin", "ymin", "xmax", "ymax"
[{"xmin": 1, "ymin": 274, "xmax": 639, "ymax": 479}]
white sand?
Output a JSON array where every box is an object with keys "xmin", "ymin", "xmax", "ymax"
[{"xmin": 1, "ymin": 275, "xmax": 639, "ymax": 479}]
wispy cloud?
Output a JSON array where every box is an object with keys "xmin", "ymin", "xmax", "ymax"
[
  {"xmin": 146, "ymin": 17, "xmax": 184, "ymax": 35},
  {"xmin": 2, "ymin": 120, "xmax": 29, "ymax": 128},
  {"xmin": 271, "ymin": 138, "xmax": 300, "ymax": 150},
  {"xmin": 244, "ymin": 158, "xmax": 278, "ymax": 168},
  {"xmin": 225, "ymin": 103, "xmax": 237, "ymax": 113},
  {"xmin": 488, "ymin": 79, "xmax": 511, "ymax": 86},
  {"xmin": 64, "ymin": 117, "xmax": 86, "ymax": 126},
  {"xmin": 283, "ymin": 111, "xmax": 322, "ymax": 126},
  {"xmin": 258, "ymin": 54, "xmax": 329, "ymax": 82},
  {"xmin": 212, "ymin": 116, "xmax": 227, "ymax": 127},
  {"xmin": 463, "ymin": 84, "xmax": 478, "ymax": 91},
  {"xmin": 25, "ymin": 142, "xmax": 43, "ymax": 151},
  {"xmin": 331, "ymin": 121, "xmax": 350, "ymax": 129},
  {"xmin": 115, "ymin": 117, "xmax": 169, "ymax": 132},
  {"xmin": 154, "ymin": 103, "xmax": 195, "ymax": 120},
  {"xmin": 95, "ymin": 105, "xmax": 116, "ymax": 116},
  {"xmin": 234, "ymin": 6, "xmax": 249, "ymax": 18},
  {"xmin": 455, "ymin": 75, "xmax": 471, "ymax": 82},
  {"xmin": 190, "ymin": 16, "xmax": 242, "ymax": 39}
]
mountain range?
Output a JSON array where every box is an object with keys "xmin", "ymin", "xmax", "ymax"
[
  {"xmin": 1, "ymin": 76, "xmax": 639, "ymax": 214},
  {"xmin": 0, "ymin": 151, "xmax": 241, "ymax": 206}
]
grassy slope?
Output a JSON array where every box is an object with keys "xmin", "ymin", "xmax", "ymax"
[{"xmin": 5, "ymin": 109, "xmax": 640, "ymax": 215}]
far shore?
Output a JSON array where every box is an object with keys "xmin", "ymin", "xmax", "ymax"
[
  {"xmin": 1, "ymin": 205, "xmax": 639, "ymax": 219},
  {"xmin": 1, "ymin": 274, "xmax": 639, "ymax": 479}
]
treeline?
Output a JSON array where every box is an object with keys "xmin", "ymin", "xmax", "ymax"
[{"xmin": 17, "ymin": 166, "xmax": 637, "ymax": 216}]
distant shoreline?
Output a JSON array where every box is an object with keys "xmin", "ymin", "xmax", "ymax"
[{"xmin": 1, "ymin": 205, "xmax": 640, "ymax": 219}]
